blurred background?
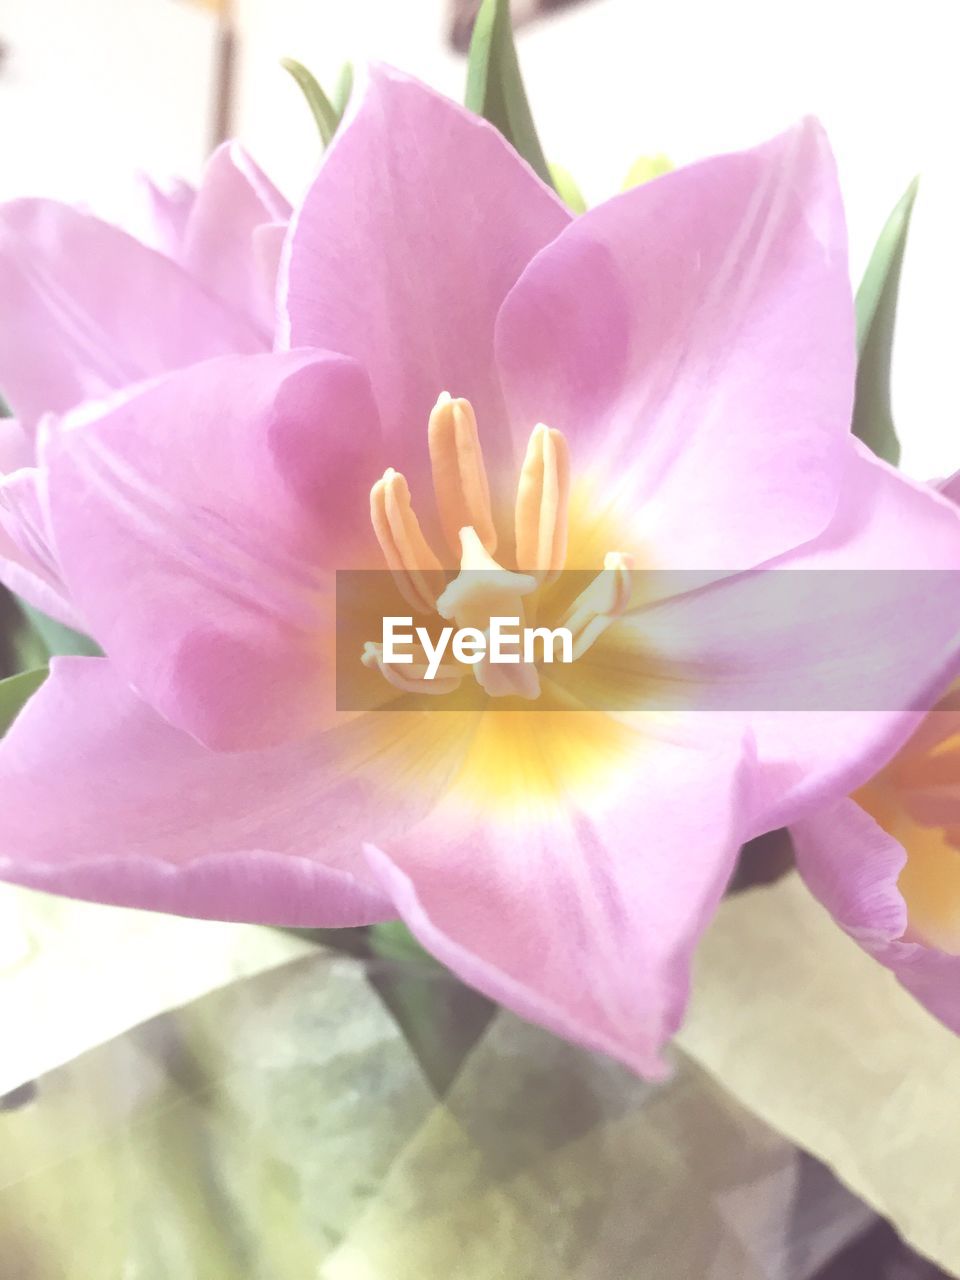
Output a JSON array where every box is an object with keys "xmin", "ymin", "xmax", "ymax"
[{"xmin": 1, "ymin": 0, "xmax": 956, "ymax": 478}]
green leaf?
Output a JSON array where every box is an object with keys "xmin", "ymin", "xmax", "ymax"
[
  {"xmin": 276, "ymin": 925, "xmax": 373, "ymax": 959},
  {"xmin": 622, "ymin": 152, "xmax": 673, "ymax": 190},
  {"xmin": 275, "ymin": 925, "xmax": 498, "ymax": 1095},
  {"xmin": 367, "ymin": 922, "xmax": 495, "ymax": 1096},
  {"xmin": 0, "ymin": 667, "xmax": 47, "ymax": 736},
  {"xmin": 0, "ymin": 392, "xmax": 11, "ymax": 418},
  {"xmin": 465, "ymin": 0, "xmax": 553, "ymax": 188},
  {"xmin": 852, "ymin": 176, "xmax": 920, "ymax": 466},
  {"xmin": 332, "ymin": 60, "xmax": 354, "ymax": 119},
  {"xmin": 280, "ymin": 58, "xmax": 339, "ymax": 148},
  {"xmin": 20, "ymin": 603, "xmax": 102, "ymax": 657},
  {"xmin": 368, "ymin": 921, "xmax": 441, "ymax": 968},
  {"xmin": 0, "ymin": 592, "xmax": 99, "ymax": 683},
  {"xmin": 0, "ymin": 591, "xmax": 47, "ymax": 677},
  {"xmin": 549, "ymin": 163, "xmax": 586, "ymax": 214}
]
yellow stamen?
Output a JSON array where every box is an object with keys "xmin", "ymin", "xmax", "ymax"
[
  {"xmin": 562, "ymin": 551, "xmax": 635, "ymax": 659},
  {"xmin": 515, "ymin": 423, "xmax": 570, "ymax": 582},
  {"xmin": 428, "ymin": 392, "xmax": 498, "ymax": 559},
  {"xmin": 361, "ymin": 641, "xmax": 463, "ymax": 697},
  {"xmin": 364, "ymin": 394, "xmax": 634, "ymax": 712},
  {"xmin": 369, "ymin": 468, "xmax": 443, "ymax": 614}
]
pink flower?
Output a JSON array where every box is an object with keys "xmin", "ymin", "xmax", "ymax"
[
  {"xmin": 1, "ymin": 67, "xmax": 959, "ymax": 1075},
  {"xmin": 0, "ymin": 141, "xmax": 289, "ymax": 627},
  {"xmin": 792, "ymin": 471, "xmax": 960, "ymax": 1033},
  {"xmin": 0, "ymin": 140, "xmax": 287, "ymax": 430}
]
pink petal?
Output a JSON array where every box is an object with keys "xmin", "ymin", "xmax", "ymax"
[
  {"xmin": 366, "ymin": 717, "xmax": 754, "ymax": 1078},
  {"xmin": 253, "ymin": 221, "xmax": 289, "ymax": 325},
  {"xmin": 0, "ymin": 419, "xmax": 80, "ymax": 627},
  {"xmin": 0, "ymin": 200, "xmax": 266, "ymax": 427},
  {"xmin": 181, "ymin": 142, "xmax": 291, "ymax": 335},
  {"xmin": 0, "ymin": 657, "xmax": 391, "ymax": 925},
  {"xmin": 0, "ymin": 417, "xmax": 33, "ymax": 472},
  {"xmin": 0, "ymin": 465, "xmax": 80, "ymax": 628},
  {"xmin": 616, "ymin": 441, "xmax": 960, "ymax": 828},
  {"xmin": 792, "ymin": 799, "xmax": 960, "ymax": 1034},
  {"xmin": 110, "ymin": 174, "xmax": 197, "ymax": 259},
  {"xmin": 282, "ymin": 64, "xmax": 570, "ymax": 503},
  {"xmin": 496, "ymin": 118, "xmax": 854, "ymax": 569},
  {"xmin": 43, "ymin": 350, "xmax": 382, "ymax": 750}
]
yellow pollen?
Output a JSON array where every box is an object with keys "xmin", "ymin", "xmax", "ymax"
[
  {"xmin": 428, "ymin": 392, "xmax": 498, "ymax": 558},
  {"xmin": 857, "ymin": 696, "xmax": 960, "ymax": 953},
  {"xmin": 515, "ymin": 422, "xmax": 571, "ymax": 582},
  {"xmin": 369, "ymin": 467, "xmax": 443, "ymax": 614}
]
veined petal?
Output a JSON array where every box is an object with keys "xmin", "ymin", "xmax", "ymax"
[
  {"xmin": 612, "ymin": 440, "xmax": 960, "ymax": 829},
  {"xmin": 792, "ymin": 799, "xmax": 960, "ymax": 1035},
  {"xmin": 0, "ymin": 463, "xmax": 80, "ymax": 629},
  {"xmin": 181, "ymin": 141, "xmax": 291, "ymax": 334},
  {"xmin": 496, "ymin": 118, "xmax": 853, "ymax": 570},
  {"xmin": 366, "ymin": 715, "xmax": 754, "ymax": 1078},
  {"xmin": 0, "ymin": 200, "xmax": 266, "ymax": 427},
  {"xmin": 0, "ymin": 658, "xmax": 391, "ymax": 925},
  {"xmin": 281, "ymin": 64, "xmax": 570, "ymax": 508},
  {"xmin": 0, "ymin": 417, "xmax": 33, "ymax": 473},
  {"xmin": 42, "ymin": 350, "xmax": 382, "ymax": 750},
  {"xmin": 0, "ymin": 418, "xmax": 80, "ymax": 627},
  {"xmin": 253, "ymin": 221, "xmax": 289, "ymax": 323},
  {"xmin": 107, "ymin": 174, "xmax": 196, "ymax": 260}
]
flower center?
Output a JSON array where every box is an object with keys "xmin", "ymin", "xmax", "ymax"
[
  {"xmin": 361, "ymin": 393, "xmax": 633, "ymax": 701},
  {"xmin": 857, "ymin": 707, "xmax": 960, "ymax": 953}
]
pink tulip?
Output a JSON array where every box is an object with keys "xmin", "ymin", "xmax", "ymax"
[
  {"xmin": 98, "ymin": 141, "xmax": 289, "ymax": 330},
  {"xmin": 1, "ymin": 66, "xmax": 959, "ymax": 1075},
  {"xmin": 0, "ymin": 141, "xmax": 288, "ymax": 626},
  {"xmin": 792, "ymin": 472, "xmax": 960, "ymax": 1033},
  {"xmin": 0, "ymin": 141, "xmax": 288, "ymax": 429}
]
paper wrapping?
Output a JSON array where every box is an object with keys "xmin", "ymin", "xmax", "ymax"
[
  {"xmin": 0, "ymin": 881, "xmax": 310, "ymax": 1098},
  {"xmin": 0, "ymin": 948, "xmax": 870, "ymax": 1278},
  {"xmin": 321, "ymin": 1014, "xmax": 870, "ymax": 1280},
  {"xmin": 677, "ymin": 872, "xmax": 960, "ymax": 1275}
]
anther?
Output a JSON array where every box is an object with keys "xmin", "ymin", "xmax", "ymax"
[
  {"xmin": 369, "ymin": 468, "xmax": 444, "ymax": 613},
  {"xmin": 361, "ymin": 641, "xmax": 463, "ymax": 696},
  {"xmin": 562, "ymin": 552, "xmax": 635, "ymax": 659},
  {"xmin": 515, "ymin": 423, "xmax": 570, "ymax": 582},
  {"xmin": 428, "ymin": 392, "xmax": 498, "ymax": 559}
]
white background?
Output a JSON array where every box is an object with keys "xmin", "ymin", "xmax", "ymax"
[{"xmin": 1, "ymin": 0, "xmax": 956, "ymax": 478}]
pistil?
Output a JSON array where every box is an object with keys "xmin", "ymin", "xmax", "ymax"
[{"xmin": 437, "ymin": 527, "xmax": 541, "ymax": 699}]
